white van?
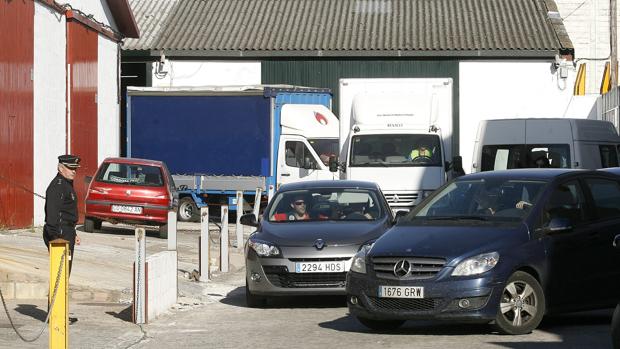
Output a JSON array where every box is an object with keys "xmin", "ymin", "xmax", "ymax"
[{"xmin": 471, "ymin": 118, "xmax": 620, "ymax": 172}]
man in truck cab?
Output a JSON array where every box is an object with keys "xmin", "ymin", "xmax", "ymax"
[{"xmin": 409, "ymin": 142, "xmax": 433, "ymax": 162}]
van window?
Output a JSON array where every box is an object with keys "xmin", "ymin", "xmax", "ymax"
[
  {"xmin": 585, "ymin": 178, "xmax": 620, "ymax": 220},
  {"xmin": 526, "ymin": 145, "xmax": 570, "ymax": 168},
  {"xmin": 481, "ymin": 145, "xmax": 524, "ymax": 171},
  {"xmin": 599, "ymin": 145, "xmax": 619, "ymax": 168},
  {"xmin": 481, "ymin": 144, "xmax": 570, "ymax": 172}
]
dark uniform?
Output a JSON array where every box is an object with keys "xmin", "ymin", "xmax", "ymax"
[{"xmin": 44, "ymin": 155, "xmax": 80, "ymax": 273}]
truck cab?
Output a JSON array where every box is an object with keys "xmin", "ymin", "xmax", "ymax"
[{"xmin": 339, "ymin": 79, "xmax": 453, "ymax": 212}]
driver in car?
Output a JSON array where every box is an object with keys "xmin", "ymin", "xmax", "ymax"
[
  {"xmin": 409, "ymin": 142, "xmax": 433, "ymax": 161},
  {"xmin": 288, "ymin": 195, "xmax": 310, "ymax": 221}
]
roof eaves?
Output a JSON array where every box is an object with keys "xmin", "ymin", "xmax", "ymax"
[{"xmin": 106, "ymin": 0, "xmax": 140, "ymax": 38}]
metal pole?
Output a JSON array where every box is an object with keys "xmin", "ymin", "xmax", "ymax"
[
  {"xmin": 134, "ymin": 228, "xmax": 146, "ymax": 324},
  {"xmin": 199, "ymin": 206, "xmax": 210, "ymax": 281},
  {"xmin": 612, "ymin": 0, "xmax": 618, "ymax": 87},
  {"xmin": 220, "ymin": 205, "xmax": 229, "ymax": 272},
  {"xmin": 236, "ymin": 191, "xmax": 244, "ymax": 251},
  {"xmin": 253, "ymin": 188, "xmax": 261, "ymax": 219},
  {"xmin": 167, "ymin": 211, "xmax": 177, "ymax": 251},
  {"xmin": 49, "ymin": 239, "xmax": 68, "ymax": 349}
]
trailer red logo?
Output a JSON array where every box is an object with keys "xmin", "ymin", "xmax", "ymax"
[{"xmin": 315, "ymin": 112, "xmax": 329, "ymax": 125}]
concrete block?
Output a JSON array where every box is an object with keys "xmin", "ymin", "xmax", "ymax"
[
  {"xmin": 14, "ymin": 282, "xmax": 47, "ymax": 299},
  {"xmin": 0, "ymin": 282, "xmax": 15, "ymax": 299}
]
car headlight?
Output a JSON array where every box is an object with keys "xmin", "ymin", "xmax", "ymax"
[
  {"xmin": 451, "ymin": 252, "xmax": 499, "ymax": 276},
  {"xmin": 351, "ymin": 241, "xmax": 374, "ymax": 274},
  {"xmin": 248, "ymin": 238, "xmax": 281, "ymax": 257}
]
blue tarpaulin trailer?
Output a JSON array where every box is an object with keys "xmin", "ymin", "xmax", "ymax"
[{"xmin": 126, "ymin": 85, "xmax": 337, "ymax": 221}]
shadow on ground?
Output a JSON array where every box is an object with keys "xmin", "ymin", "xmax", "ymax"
[
  {"xmin": 105, "ymin": 305, "xmax": 133, "ymax": 322},
  {"xmin": 14, "ymin": 304, "xmax": 47, "ymax": 322},
  {"xmin": 220, "ymin": 286, "xmax": 347, "ymax": 309}
]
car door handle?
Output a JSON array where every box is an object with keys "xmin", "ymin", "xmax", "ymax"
[{"xmin": 281, "ymin": 173, "xmax": 290, "ymax": 177}]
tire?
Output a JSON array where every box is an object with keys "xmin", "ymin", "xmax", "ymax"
[
  {"xmin": 83, "ymin": 218, "xmax": 95, "ymax": 233},
  {"xmin": 612, "ymin": 302, "xmax": 620, "ymax": 349},
  {"xmin": 494, "ymin": 271, "xmax": 545, "ymax": 335},
  {"xmin": 356, "ymin": 317, "xmax": 405, "ymax": 331},
  {"xmin": 158, "ymin": 224, "xmax": 168, "ymax": 239},
  {"xmin": 177, "ymin": 197, "xmax": 198, "ymax": 222},
  {"xmin": 93, "ymin": 219, "xmax": 102, "ymax": 230},
  {"xmin": 245, "ymin": 279, "xmax": 266, "ymax": 308}
]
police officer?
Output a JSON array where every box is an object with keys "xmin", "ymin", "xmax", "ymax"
[{"xmin": 43, "ymin": 154, "xmax": 82, "ymax": 274}]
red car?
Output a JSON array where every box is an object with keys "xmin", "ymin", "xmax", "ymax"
[{"xmin": 84, "ymin": 157, "xmax": 178, "ymax": 238}]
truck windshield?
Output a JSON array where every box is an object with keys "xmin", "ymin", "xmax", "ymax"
[
  {"xmin": 406, "ymin": 179, "xmax": 547, "ymax": 222},
  {"xmin": 308, "ymin": 138, "xmax": 339, "ymax": 166},
  {"xmin": 350, "ymin": 134, "xmax": 442, "ymax": 167},
  {"xmin": 268, "ymin": 188, "xmax": 385, "ymax": 222}
]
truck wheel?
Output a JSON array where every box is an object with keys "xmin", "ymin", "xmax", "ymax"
[
  {"xmin": 83, "ymin": 218, "xmax": 100, "ymax": 233},
  {"xmin": 178, "ymin": 197, "xmax": 198, "ymax": 222},
  {"xmin": 356, "ymin": 317, "xmax": 405, "ymax": 331},
  {"xmin": 158, "ymin": 224, "xmax": 168, "ymax": 239},
  {"xmin": 494, "ymin": 271, "xmax": 545, "ymax": 335}
]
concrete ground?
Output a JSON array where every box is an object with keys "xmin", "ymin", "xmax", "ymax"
[{"xmin": 0, "ymin": 223, "xmax": 616, "ymax": 348}]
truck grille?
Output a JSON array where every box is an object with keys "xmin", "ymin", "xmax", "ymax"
[
  {"xmin": 384, "ymin": 193, "xmax": 418, "ymax": 205},
  {"xmin": 265, "ymin": 272, "xmax": 347, "ymax": 288},
  {"xmin": 367, "ymin": 296, "xmax": 437, "ymax": 311},
  {"xmin": 371, "ymin": 256, "xmax": 445, "ymax": 280}
]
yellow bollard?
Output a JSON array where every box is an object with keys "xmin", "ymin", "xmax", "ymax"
[{"xmin": 49, "ymin": 239, "xmax": 69, "ymax": 349}]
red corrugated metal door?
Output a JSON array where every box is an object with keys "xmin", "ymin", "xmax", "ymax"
[
  {"xmin": 67, "ymin": 21, "xmax": 98, "ymax": 222},
  {"xmin": 0, "ymin": 0, "xmax": 34, "ymax": 228}
]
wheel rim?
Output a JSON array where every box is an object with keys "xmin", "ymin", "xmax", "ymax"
[
  {"xmin": 179, "ymin": 201, "xmax": 194, "ymax": 220},
  {"xmin": 500, "ymin": 280, "xmax": 538, "ymax": 327}
]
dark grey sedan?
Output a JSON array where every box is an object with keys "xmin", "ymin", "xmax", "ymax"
[{"xmin": 240, "ymin": 180, "xmax": 395, "ymax": 307}]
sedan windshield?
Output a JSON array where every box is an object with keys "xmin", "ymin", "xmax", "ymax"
[
  {"xmin": 268, "ymin": 188, "xmax": 385, "ymax": 222},
  {"xmin": 406, "ymin": 178, "xmax": 548, "ymax": 221},
  {"xmin": 350, "ymin": 134, "xmax": 442, "ymax": 167}
]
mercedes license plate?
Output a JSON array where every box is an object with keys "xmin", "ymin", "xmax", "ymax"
[
  {"xmin": 378, "ymin": 286, "xmax": 424, "ymax": 299},
  {"xmin": 111, "ymin": 205, "xmax": 142, "ymax": 214},
  {"xmin": 295, "ymin": 261, "xmax": 345, "ymax": 273}
]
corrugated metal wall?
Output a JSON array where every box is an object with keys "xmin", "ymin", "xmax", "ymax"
[
  {"xmin": 0, "ymin": 0, "xmax": 34, "ymax": 228},
  {"xmin": 261, "ymin": 59, "xmax": 460, "ymax": 154},
  {"xmin": 68, "ymin": 21, "xmax": 98, "ymax": 222}
]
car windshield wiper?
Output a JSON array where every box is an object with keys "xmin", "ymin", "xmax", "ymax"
[{"xmin": 425, "ymin": 215, "xmax": 489, "ymax": 221}]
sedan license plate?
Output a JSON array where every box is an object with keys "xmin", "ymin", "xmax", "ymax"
[
  {"xmin": 378, "ymin": 286, "xmax": 424, "ymax": 299},
  {"xmin": 295, "ymin": 261, "xmax": 345, "ymax": 273},
  {"xmin": 111, "ymin": 205, "xmax": 143, "ymax": 214}
]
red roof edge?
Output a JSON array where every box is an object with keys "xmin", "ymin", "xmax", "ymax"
[{"xmin": 106, "ymin": 0, "xmax": 140, "ymax": 38}]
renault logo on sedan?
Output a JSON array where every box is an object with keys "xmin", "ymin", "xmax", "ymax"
[
  {"xmin": 393, "ymin": 259, "xmax": 410, "ymax": 278},
  {"xmin": 314, "ymin": 239, "xmax": 325, "ymax": 250}
]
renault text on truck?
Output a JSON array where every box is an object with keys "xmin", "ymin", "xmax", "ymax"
[
  {"xmin": 338, "ymin": 78, "xmax": 454, "ymax": 212},
  {"xmin": 126, "ymin": 85, "xmax": 339, "ymax": 221}
]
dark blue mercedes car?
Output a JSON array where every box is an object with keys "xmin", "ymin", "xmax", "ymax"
[{"xmin": 346, "ymin": 169, "xmax": 620, "ymax": 335}]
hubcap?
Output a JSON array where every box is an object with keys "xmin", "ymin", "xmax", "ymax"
[
  {"xmin": 180, "ymin": 202, "xmax": 194, "ymax": 219},
  {"xmin": 499, "ymin": 281, "xmax": 538, "ymax": 327}
]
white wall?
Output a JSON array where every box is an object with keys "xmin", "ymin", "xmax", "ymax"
[
  {"xmin": 151, "ymin": 61, "xmax": 261, "ymax": 87},
  {"xmin": 459, "ymin": 61, "xmax": 578, "ymax": 173},
  {"xmin": 556, "ymin": 0, "xmax": 617, "ymax": 94},
  {"xmin": 146, "ymin": 251, "xmax": 177, "ymax": 321},
  {"xmin": 33, "ymin": 3, "xmax": 67, "ymax": 226},
  {"xmin": 69, "ymin": 0, "xmax": 118, "ymax": 29},
  {"xmin": 98, "ymin": 35, "xmax": 120, "ymax": 163}
]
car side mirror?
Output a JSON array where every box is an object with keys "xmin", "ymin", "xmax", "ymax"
[
  {"xmin": 545, "ymin": 217, "xmax": 573, "ymax": 234},
  {"xmin": 329, "ymin": 155, "xmax": 338, "ymax": 172},
  {"xmin": 240, "ymin": 213, "xmax": 259, "ymax": 227},
  {"xmin": 393, "ymin": 210, "xmax": 408, "ymax": 223},
  {"xmin": 84, "ymin": 176, "xmax": 93, "ymax": 185}
]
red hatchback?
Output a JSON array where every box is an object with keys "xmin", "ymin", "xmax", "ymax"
[{"xmin": 84, "ymin": 158, "xmax": 177, "ymax": 238}]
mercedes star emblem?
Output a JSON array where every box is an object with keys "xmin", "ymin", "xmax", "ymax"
[
  {"xmin": 314, "ymin": 239, "xmax": 325, "ymax": 250},
  {"xmin": 393, "ymin": 259, "xmax": 411, "ymax": 278}
]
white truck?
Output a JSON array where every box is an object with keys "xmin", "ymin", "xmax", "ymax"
[{"xmin": 338, "ymin": 78, "xmax": 455, "ymax": 212}]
